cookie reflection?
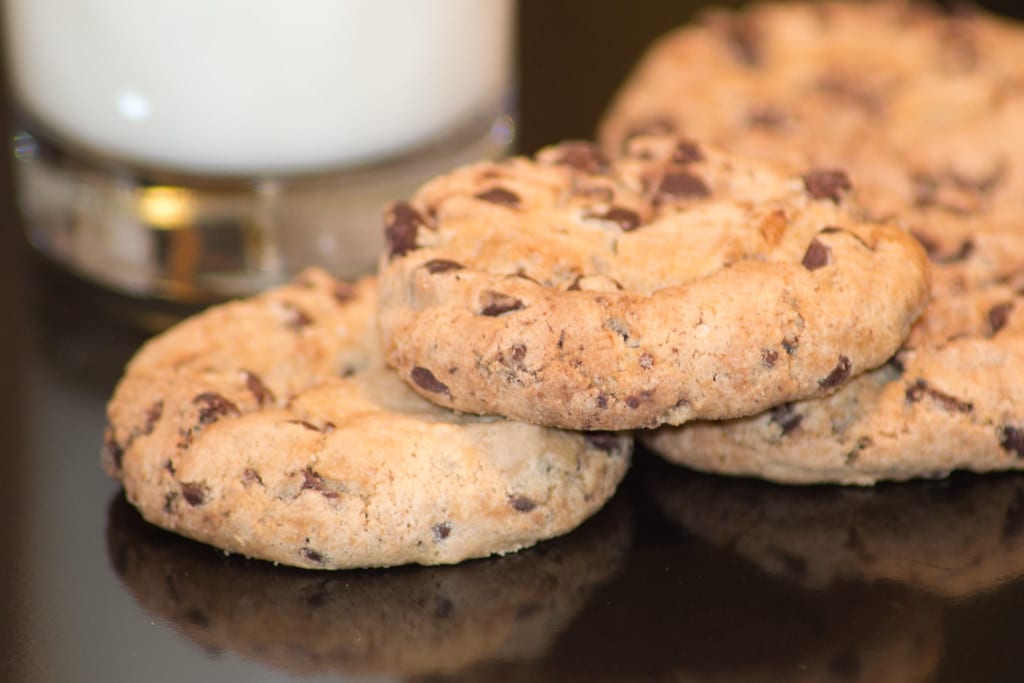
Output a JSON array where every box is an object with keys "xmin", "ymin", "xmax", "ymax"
[
  {"xmin": 105, "ymin": 492, "xmax": 633, "ymax": 678},
  {"xmin": 648, "ymin": 458, "xmax": 1024, "ymax": 598}
]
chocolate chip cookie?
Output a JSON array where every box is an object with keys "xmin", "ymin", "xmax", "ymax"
[
  {"xmin": 600, "ymin": 0, "xmax": 1024, "ymax": 295},
  {"xmin": 103, "ymin": 269, "xmax": 631, "ymax": 569},
  {"xmin": 644, "ymin": 279, "xmax": 1024, "ymax": 484},
  {"xmin": 377, "ymin": 136, "xmax": 930, "ymax": 430}
]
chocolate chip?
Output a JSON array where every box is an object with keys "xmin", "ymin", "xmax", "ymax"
[
  {"xmin": 302, "ymin": 547, "xmax": 326, "ymax": 564},
  {"xmin": 411, "ymin": 367, "xmax": 450, "ymax": 395},
  {"xmin": 584, "ymin": 431, "xmax": 620, "ymax": 452},
  {"xmin": 905, "ymin": 379, "xmax": 973, "ymax": 413},
  {"xmin": 747, "ymin": 104, "xmax": 789, "ymax": 129},
  {"xmin": 244, "ymin": 371, "xmax": 275, "ymax": 406},
  {"xmin": 423, "ymin": 259, "xmax": 463, "ymax": 274},
  {"xmin": 999, "ymin": 425, "xmax": 1024, "ymax": 458},
  {"xmin": 384, "ymin": 200, "xmax": 425, "ymax": 259},
  {"xmin": 289, "ymin": 420, "xmax": 323, "ymax": 432},
  {"xmin": 281, "ymin": 302, "xmax": 313, "ymax": 330},
  {"xmin": 102, "ymin": 427, "xmax": 124, "ymax": 472},
  {"xmin": 432, "ymin": 522, "xmax": 451, "ymax": 541},
  {"xmin": 656, "ymin": 171, "xmax": 710, "ymax": 199},
  {"xmin": 480, "ymin": 291, "xmax": 525, "ymax": 316},
  {"xmin": 989, "ymin": 302, "xmax": 1014, "ymax": 335},
  {"xmin": 301, "ymin": 467, "xmax": 340, "ymax": 498},
  {"xmin": 475, "ymin": 187, "xmax": 521, "ymax": 208},
  {"xmin": 332, "ymin": 281, "xmax": 356, "ymax": 304},
  {"xmin": 550, "ymin": 141, "xmax": 609, "ymax": 174},
  {"xmin": 163, "ymin": 492, "xmax": 178, "ymax": 513},
  {"xmin": 180, "ymin": 482, "xmax": 209, "ymax": 507},
  {"xmin": 596, "ymin": 394, "xmax": 609, "ymax": 410},
  {"xmin": 761, "ymin": 348, "xmax": 779, "ymax": 368},
  {"xmin": 802, "ymin": 238, "xmax": 832, "ymax": 270},
  {"xmin": 193, "ymin": 392, "xmax": 240, "ymax": 425},
  {"xmin": 586, "ymin": 206, "xmax": 642, "ymax": 231},
  {"xmin": 819, "ymin": 356, "xmax": 852, "ymax": 390},
  {"xmin": 803, "ymin": 169, "xmax": 852, "ymax": 202},
  {"xmin": 509, "ymin": 495, "xmax": 537, "ymax": 512},
  {"xmin": 242, "ymin": 468, "xmax": 264, "ymax": 486},
  {"xmin": 782, "ymin": 336, "xmax": 800, "ymax": 355},
  {"xmin": 672, "ymin": 140, "xmax": 704, "ymax": 164},
  {"xmin": 143, "ymin": 400, "xmax": 163, "ymax": 435},
  {"xmin": 769, "ymin": 403, "xmax": 803, "ymax": 435}
]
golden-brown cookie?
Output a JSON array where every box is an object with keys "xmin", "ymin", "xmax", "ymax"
[
  {"xmin": 600, "ymin": 0, "xmax": 1024, "ymax": 296},
  {"xmin": 377, "ymin": 136, "xmax": 930, "ymax": 430},
  {"xmin": 103, "ymin": 269, "xmax": 631, "ymax": 569}
]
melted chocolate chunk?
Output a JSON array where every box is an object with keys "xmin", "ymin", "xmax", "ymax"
[
  {"xmin": 657, "ymin": 171, "xmax": 710, "ymax": 199},
  {"xmin": 193, "ymin": 392, "xmax": 240, "ymax": 425},
  {"xmin": 475, "ymin": 187, "xmax": 521, "ymax": 208},
  {"xmin": 801, "ymin": 238, "xmax": 832, "ymax": 270},
  {"xmin": 989, "ymin": 302, "xmax": 1014, "ymax": 335},
  {"xmin": 423, "ymin": 259, "xmax": 464, "ymax": 274},
  {"xmin": 586, "ymin": 206, "xmax": 642, "ymax": 231},
  {"xmin": 584, "ymin": 431, "xmax": 620, "ymax": 452},
  {"xmin": 999, "ymin": 425, "xmax": 1024, "ymax": 458},
  {"xmin": 244, "ymin": 371, "xmax": 275, "ymax": 406},
  {"xmin": 761, "ymin": 348, "xmax": 779, "ymax": 368},
  {"xmin": 180, "ymin": 482, "xmax": 209, "ymax": 507},
  {"xmin": 819, "ymin": 356, "xmax": 852, "ymax": 390},
  {"xmin": 508, "ymin": 495, "xmax": 537, "ymax": 512},
  {"xmin": 769, "ymin": 403, "xmax": 803, "ymax": 435},
  {"xmin": 803, "ymin": 169, "xmax": 852, "ymax": 202},
  {"xmin": 433, "ymin": 522, "xmax": 452, "ymax": 541},
  {"xmin": 480, "ymin": 291, "xmax": 525, "ymax": 317},
  {"xmin": 411, "ymin": 367, "xmax": 450, "ymax": 395},
  {"xmin": 672, "ymin": 140, "xmax": 704, "ymax": 164},
  {"xmin": 905, "ymin": 379, "xmax": 973, "ymax": 413},
  {"xmin": 384, "ymin": 200, "xmax": 426, "ymax": 259},
  {"xmin": 551, "ymin": 141, "xmax": 609, "ymax": 174}
]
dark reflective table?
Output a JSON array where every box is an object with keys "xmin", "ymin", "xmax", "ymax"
[{"xmin": 5, "ymin": 2, "xmax": 1024, "ymax": 681}]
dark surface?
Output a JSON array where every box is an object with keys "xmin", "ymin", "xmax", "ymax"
[{"xmin": 5, "ymin": 1, "xmax": 1024, "ymax": 681}]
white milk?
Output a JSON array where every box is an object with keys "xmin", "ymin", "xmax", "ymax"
[{"xmin": 5, "ymin": 0, "xmax": 513, "ymax": 175}]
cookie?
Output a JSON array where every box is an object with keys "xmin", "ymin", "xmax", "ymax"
[
  {"xmin": 102, "ymin": 269, "xmax": 631, "ymax": 569},
  {"xmin": 599, "ymin": 0, "xmax": 1024, "ymax": 295},
  {"xmin": 647, "ymin": 462, "xmax": 1024, "ymax": 598},
  {"xmin": 106, "ymin": 493, "xmax": 632, "ymax": 677},
  {"xmin": 643, "ymin": 281, "xmax": 1024, "ymax": 484},
  {"xmin": 376, "ymin": 136, "xmax": 930, "ymax": 431}
]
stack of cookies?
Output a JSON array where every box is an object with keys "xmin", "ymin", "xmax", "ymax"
[{"xmin": 104, "ymin": 0, "xmax": 1024, "ymax": 570}]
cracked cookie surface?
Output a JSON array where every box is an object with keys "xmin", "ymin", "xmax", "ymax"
[
  {"xmin": 599, "ymin": 0, "xmax": 1024, "ymax": 296},
  {"xmin": 103, "ymin": 269, "xmax": 631, "ymax": 569},
  {"xmin": 377, "ymin": 136, "xmax": 929, "ymax": 430}
]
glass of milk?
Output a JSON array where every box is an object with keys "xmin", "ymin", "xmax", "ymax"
[{"xmin": 4, "ymin": 0, "xmax": 515, "ymax": 302}]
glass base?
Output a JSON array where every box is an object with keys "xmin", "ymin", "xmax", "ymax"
[{"xmin": 11, "ymin": 110, "xmax": 514, "ymax": 304}]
